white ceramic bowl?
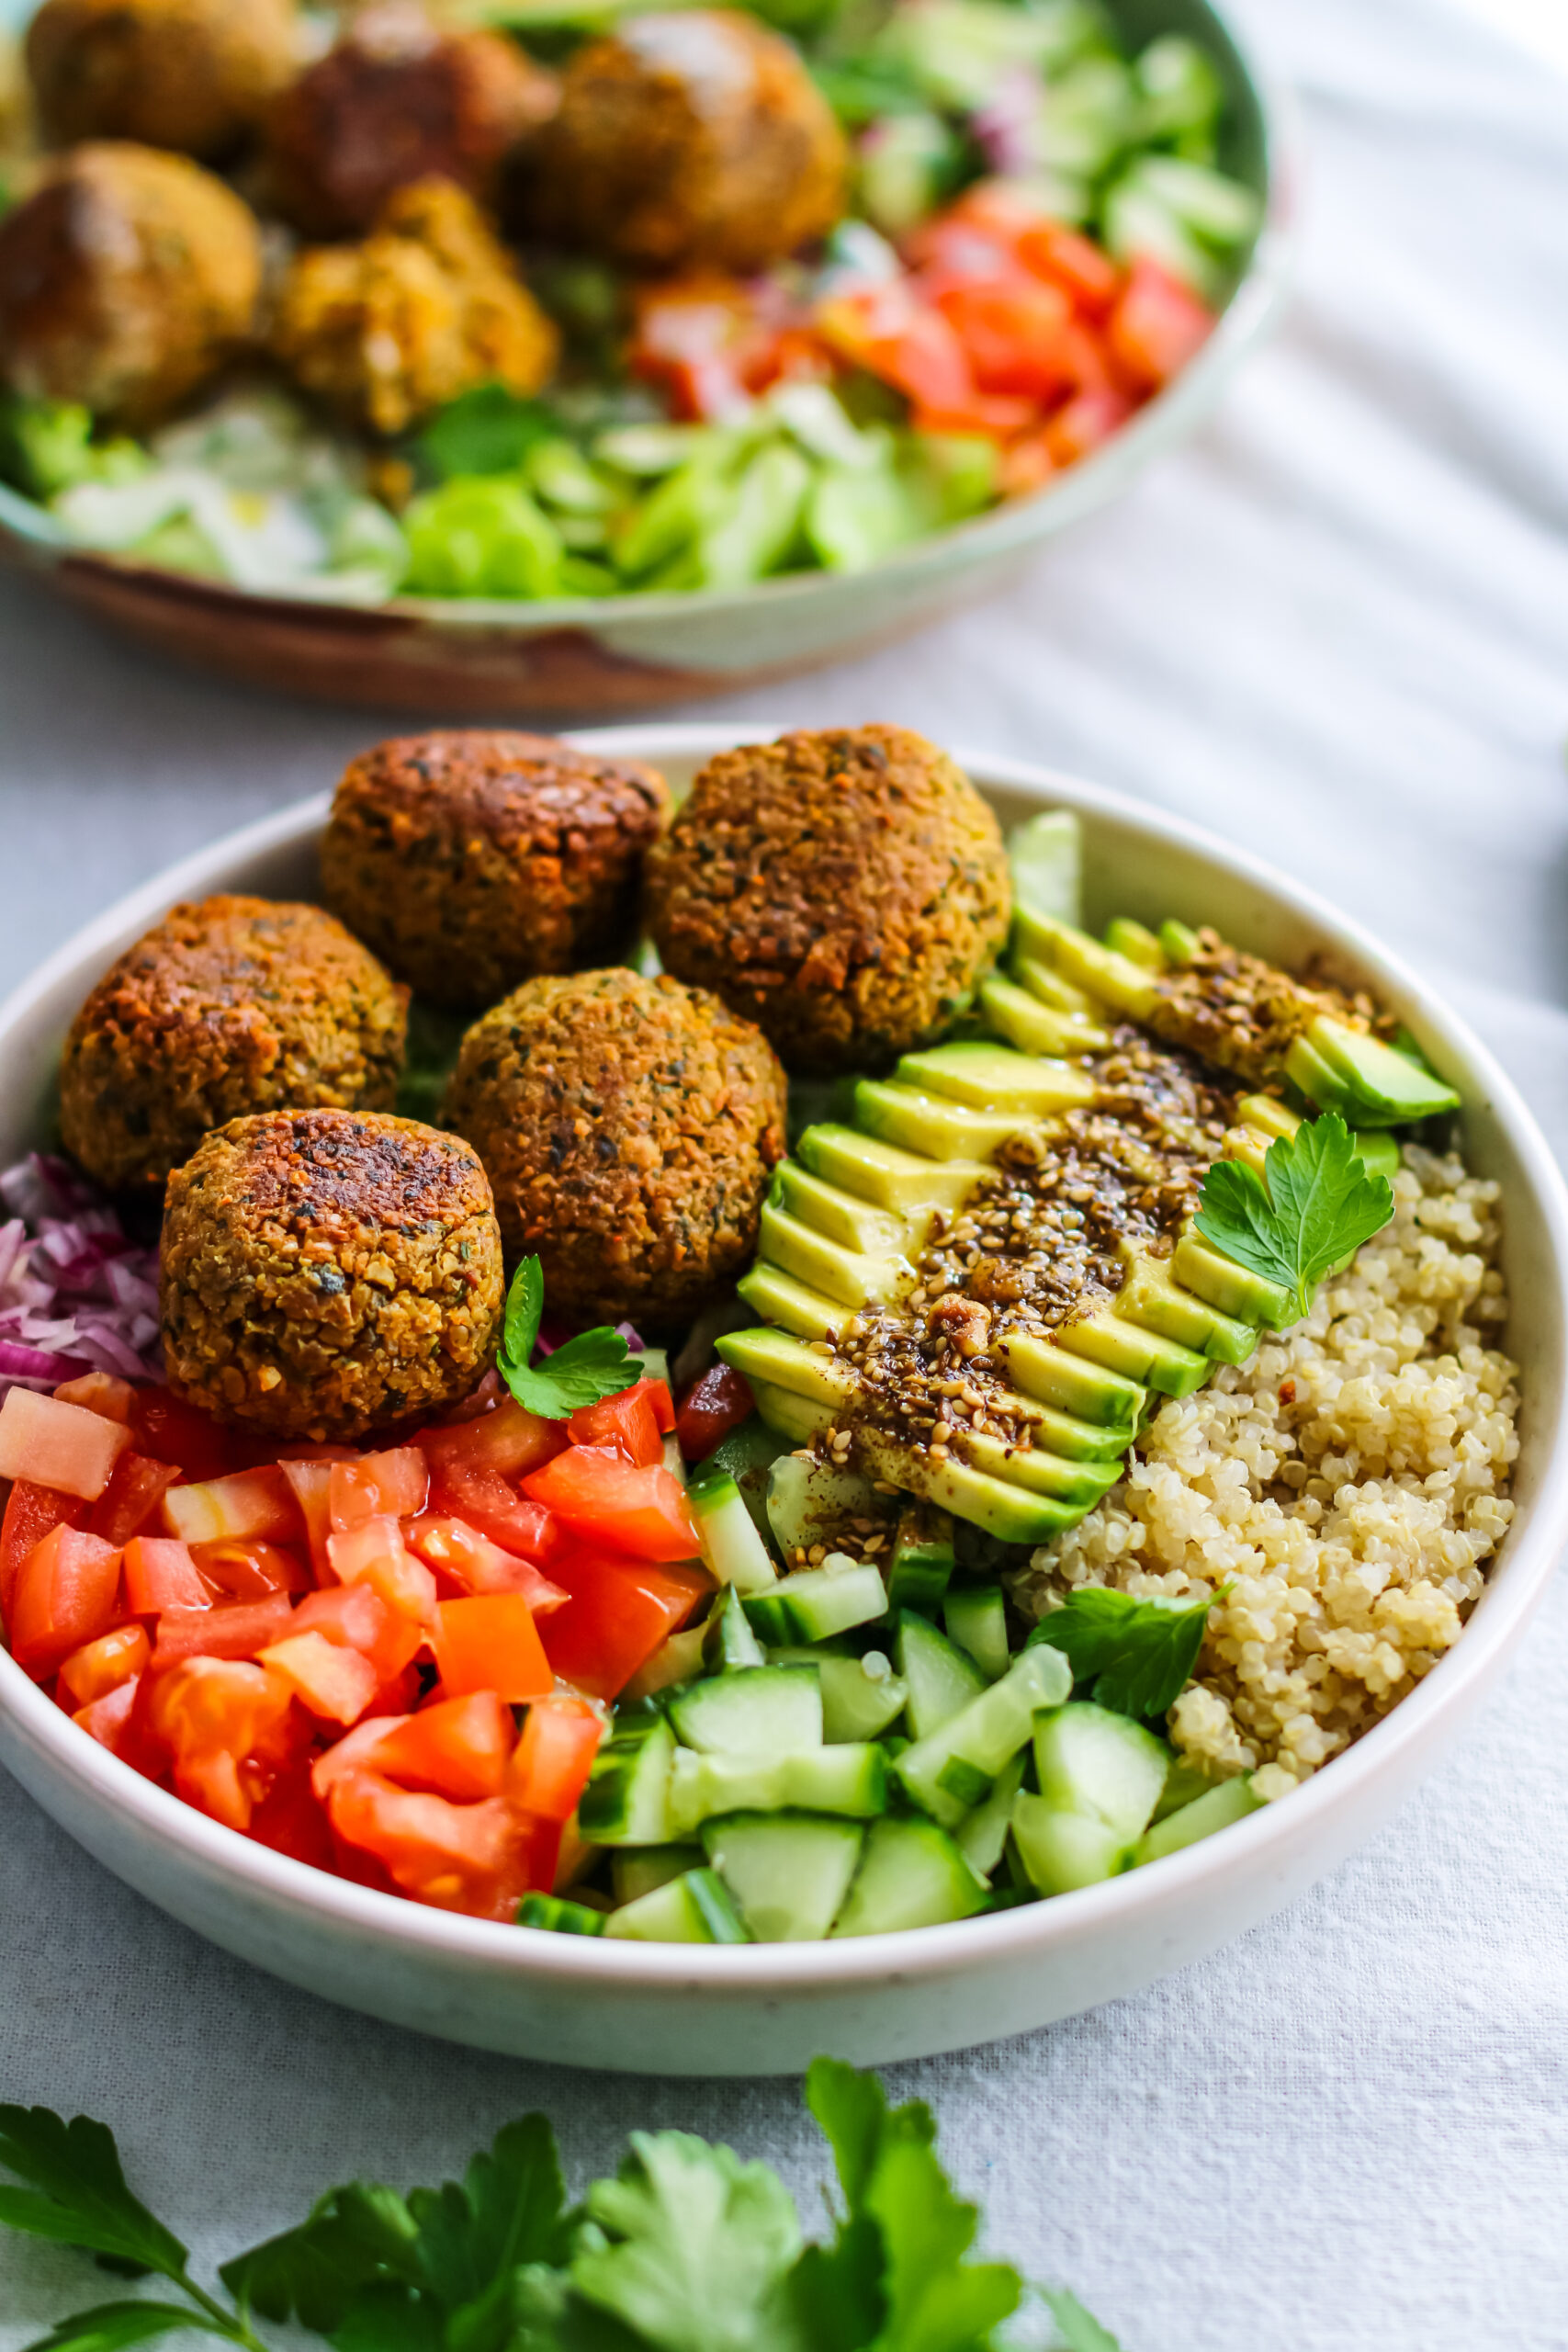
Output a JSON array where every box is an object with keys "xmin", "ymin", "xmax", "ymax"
[{"xmin": 1, "ymin": 724, "xmax": 1563, "ymax": 2076}]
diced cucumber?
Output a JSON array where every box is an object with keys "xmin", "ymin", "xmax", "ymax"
[
  {"xmin": 942, "ymin": 1582, "xmax": 1010, "ymax": 1681},
  {"xmin": 604, "ymin": 1866, "xmax": 750, "ymax": 1943},
  {"xmin": 886, "ymin": 1502, "xmax": 955, "ymax": 1615},
  {"xmin": 829, "ymin": 1815, "xmax": 987, "ymax": 1938},
  {"xmin": 700, "ymin": 1414, "xmax": 793, "ymax": 1547},
  {"xmin": 896, "ymin": 1645, "xmax": 1072, "ymax": 1829},
  {"xmin": 956, "ymin": 1753, "xmax": 1025, "ymax": 1879},
  {"xmin": 702, "ymin": 1584, "xmax": 767, "ymax": 1671},
  {"xmin": 667, "ymin": 1666, "xmax": 823, "ymax": 1757},
  {"xmin": 578, "ymin": 1711, "xmax": 676, "ymax": 1846},
  {"xmin": 1148, "ymin": 1756, "xmax": 1213, "ymax": 1825},
  {"xmin": 660, "ymin": 1432, "xmax": 687, "ymax": 1487},
  {"xmin": 688, "ymin": 1472, "xmax": 778, "ymax": 1594},
  {"xmin": 702, "ymin": 1811, "xmax": 864, "ymax": 1941},
  {"xmin": 1133, "ymin": 1771, "xmax": 1262, "ymax": 1864},
  {"xmin": 744, "ymin": 1562, "xmax": 887, "ymax": 1645},
  {"xmin": 894, "ymin": 1609, "xmax": 987, "ymax": 1738},
  {"xmin": 668, "ymin": 1742, "xmax": 887, "ymax": 1835},
  {"xmin": 771, "ymin": 1645, "xmax": 908, "ymax": 1742},
  {"xmin": 764, "ymin": 1451, "xmax": 885, "ymax": 1560},
  {"xmin": 516, "ymin": 1894, "xmax": 606, "ymax": 1936},
  {"xmin": 1010, "ymin": 1793, "xmax": 1132, "ymax": 1894},
  {"xmin": 611, "ymin": 1845, "xmax": 704, "ymax": 1905},
  {"xmin": 1032, "ymin": 1702, "xmax": 1171, "ymax": 1842}
]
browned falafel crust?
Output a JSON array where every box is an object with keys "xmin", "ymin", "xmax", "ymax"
[
  {"xmin": 644, "ymin": 725, "xmax": 1012, "ymax": 1075},
  {"xmin": 522, "ymin": 9, "xmax": 845, "ymax": 274},
  {"xmin": 321, "ymin": 731, "xmax": 670, "ymax": 1012},
  {"xmin": 160, "ymin": 1107, "xmax": 504, "ymax": 1442},
  {"xmin": 59, "ymin": 894, "xmax": 410, "ymax": 1193},
  {"xmin": 26, "ymin": 0, "xmax": 298, "ymax": 159},
  {"xmin": 440, "ymin": 967, "xmax": 787, "ymax": 1340}
]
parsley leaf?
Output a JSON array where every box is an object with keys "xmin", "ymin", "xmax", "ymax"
[
  {"xmin": 418, "ymin": 384, "xmax": 557, "ymax": 481},
  {"xmin": 17, "ymin": 2304, "xmax": 218, "ymax": 2352},
  {"xmin": 1042, "ymin": 2285, "xmax": 1123, "ymax": 2351},
  {"xmin": 0, "ymin": 2109, "xmax": 189, "ymax": 2281},
  {"xmin": 220, "ymin": 2182, "xmax": 423, "ymax": 2332},
  {"xmin": 406, "ymin": 2115, "xmax": 570, "ymax": 2352},
  {"xmin": 1028, "ymin": 1587, "xmax": 1215, "ymax": 1720},
  {"xmin": 495, "ymin": 1256, "xmax": 642, "ymax": 1420},
  {"xmin": 1194, "ymin": 1113, "xmax": 1393, "ymax": 1325}
]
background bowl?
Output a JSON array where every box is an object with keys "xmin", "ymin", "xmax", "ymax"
[
  {"xmin": 0, "ymin": 0, "xmax": 1291, "ymax": 716},
  {"xmin": 1, "ymin": 724, "xmax": 1560, "ymax": 2077}
]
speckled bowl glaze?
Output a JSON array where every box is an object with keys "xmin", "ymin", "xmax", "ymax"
[
  {"xmin": 0, "ymin": 724, "xmax": 1562, "ymax": 2075},
  {"xmin": 0, "ymin": 0, "xmax": 1292, "ymax": 715}
]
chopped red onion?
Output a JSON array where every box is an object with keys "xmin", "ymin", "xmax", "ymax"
[{"xmin": 0, "ymin": 1154, "xmax": 163, "ymax": 1406}]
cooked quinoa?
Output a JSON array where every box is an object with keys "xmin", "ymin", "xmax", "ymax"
[{"xmin": 1010, "ymin": 1142, "xmax": 1519, "ymax": 1794}]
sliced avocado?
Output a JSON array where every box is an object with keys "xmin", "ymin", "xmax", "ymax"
[
  {"xmin": 1306, "ymin": 1016, "xmax": 1461, "ymax": 1124},
  {"xmin": 795, "ymin": 1123, "xmax": 991, "ymax": 1216},
  {"xmin": 1010, "ymin": 954, "xmax": 1100, "ymax": 1019},
  {"xmin": 1014, "ymin": 912, "xmax": 1161, "ymax": 1021},
  {"xmin": 1103, "ymin": 917, "xmax": 1166, "ymax": 970},
  {"xmin": 1282, "ymin": 1035, "xmax": 1359, "ymax": 1118},
  {"xmin": 963, "ymin": 1430, "xmax": 1125, "ymax": 1506},
  {"xmin": 855, "ymin": 1428, "xmax": 1079, "ymax": 1546},
  {"xmin": 757, "ymin": 1202, "xmax": 910, "ymax": 1312},
  {"xmin": 1114, "ymin": 1254, "xmax": 1258, "ymax": 1366},
  {"xmin": 1054, "ymin": 1309, "xmax": 1212, "ymax": 1396},
  {"xmin": 853, "ymin": 1080, "xmax": 1045, "ymax": 1162},
  {"xmin": 775, "ymin": 1161, "xmax": 916, "ymax": 1257},
  {"xmin": 1008, "ymin": 808, "xmax": 1081, "ymax": 926},
  {"xmin": 1171, "ymin": 1233, "xmax": 1294, "ymax": 1330},
  {"xmin": 738, "ymin": 1262, "xmax": 844, "ymax": 1342},
  {"xmin": 747, "ymin": 1377, "xmax": 834, "ymax": 1445},
  {"xmin": 717, "ymin": 1326, "xmax": 855, "ymax": 1412},
  {"xmin": 994, "ymin": 1330, "xmax": 1146, "ymax": 1429},
  {"xmin": 1004, "ymin": 1392, "xmax": 1134, "ymax": 1463},
  {"xmin": 979, "ymin": 974, "xmax": 1109, "ymax": 1060},
  {"xmin": 1351, "ymin": 1129, "xmax": 1402, "ymax": 1182},
  {"xmin": 895, "ymin": 1041, "xmax": 1097, "ymax": 1114},
  {"xmin": 1158, "ymin": 918, "xmax": 1201, "ymax": 967}
]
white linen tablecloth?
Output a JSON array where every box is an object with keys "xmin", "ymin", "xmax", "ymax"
[{"xmin": 2, "ymin": 0, "xmax": 1566, "ymax": 2342}]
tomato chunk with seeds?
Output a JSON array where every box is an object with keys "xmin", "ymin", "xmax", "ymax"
[
  {"xmin": 432, "ymin": 1594, "xmax": 552, "ymax": 1703},
  {"xmin": 403, "ymin": 1514, "xmax": 566, "ymax": 1611},
  {"xmin": 191, "ymin": 1538, "xmax": 310, "ymax": 1600},
  {"xmin": 259, "ymin": 1630, "xmax": 379, "ymax": 1725},
  {"xmin": 522, "ymin": 1447, "xmax": 698, "ymax": 1561},
  {"xmin": 10, "ymin": 1525, "xmax": 123, "ymax": 1676},
  {"xmin": 289, "ymin": 1583, "xmax": 421, "ymax": 1683},
  {"xmin": 146, "ymin": 1657, "xmax": 297, "ymax": 1831},
  {"xmin": 328, "ymin": 1448, "xmax": 428, "ymax": 1533},
  {"xmin": 539, "ymin": 1552, "xmax": 709, "ymax": 1701},
  {"xmin": 59, "ymin": 1622, "xmax": 149, "ymax": 1708},
  {"xmin": 0, "ymin": 1478, "xmax": 86, "ymax": 1618},
  {"xmin": 329, "ymin": 1517, "xmax": 438, "ymax": 1626},
  {"xmin": 325, "ymin": 1773, "xmax": 534, "ymax": 1918}
]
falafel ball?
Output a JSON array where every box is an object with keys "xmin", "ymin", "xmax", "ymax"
[
  {"xmin": 644, "ymin": 726, "xmax": 1011, "ymax": 1076},
  {"xmin": 0, "ymin": 141, "xmax": 260, "ymax": 426},
  {"xmin": 161, "ymin": 1107, "xmax": 504, "ymax": 1442},
  {"xmin": 265, "ymin": 0, "xmax": 556, "ymax": 239},
  {"xmin": 441, "ymin": 967, "xmax": 786, "ymax": 1339},
  {"xmin": 271, "ymin": 175, "xmax": 557, "ymax": 438},
  {"xmin": 60, "ymin": 895, "xmax": 410, "ymax": 1194},
  {"xmin": 321, "ymin": 731, "xmax": 670, "ymax": 1012},
  {"xmin": 27, "ymin": 0, "xmax": 298, "ymax": 160},
  {"xmin": 521, "ymin": 10, "xmax": 845, "ymax": 274}
]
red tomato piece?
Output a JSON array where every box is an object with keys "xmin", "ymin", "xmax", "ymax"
[
  {"xmin": 0, "ymin": 1477, "xmax": 86, "ymax": 1621},
  {"xmin": 190, "ymin": 1538, "xmax": 310, "ymax": 1600},
  {"xmin": 402, "ymin": 1515, "xmax": 566, "ymax": 1613},
  {"xmin": 147, "ymin": 1657, "xmax": 296, "ymax": 1831},
  {"xmin": 997, "ymin": 431, "xmax": 1056, "ymax": 498},
  {"xmin": 328, "ymin": 1517, "xmax": 438, "ymax": 1625},
  {"xmin": 328, "ymin": 1447, "xmax": 428, "ymax": 1534},
  {"xmin": 163, "ymin": 1467, "xmax": 299, "ymax": 1548},
  {"xmin": 1015, "ymin": 218, "xmax": 1122, "ymax": 314},
  {"xmin": 432, "ymin": 1594, "xmax": 552, "ymax": 1703},
  {"xmin": 123, "ymin": 1536, "xmax": 211, "ymax": 1616},
  {"xmin": 1042, "ymin": 387, "xmax": 1134, "ymax": 468},
  {"xmin": 417, "ymin": 1396, "xmax": 565, "ymax": 1483},
  {"xmin": 522, "ymin": 1447, "xmax": 699, "ymax": 1562},
  {"xmin": 325, "ymin": 1772, "xmax": 533, "ymax": 1918},
  {"xmin": 151, "ymin": 1590, "xmax": 293, "ymax": 1668},
  {"xmin": 674, "ymin": 1364, "xmax": 755, "ymax": 1465},
  {"xmin": 59, "ymin": 1621, "xmax": 149, "ymax": 1708},
  {"xmin": 247, "ymin": 1762, "xmax": 334, "ymax": 1871},
  {"xmin": 130, "ymin": 1386, "xmax": 236, "ymax": 1481},
  {"xmin": 259, "ymin": 1630, "xmax": 379, "ymax": 1726},
  {"xmin": 277, "ymin": 1458, "xmax": 338, "ymax": 1580},
  {"xmin": 311, "ymin": 1713, "xmax": 408, "ymax": 1801},
  {"xmin": 72, "ymin": 1674, "xmax": 144, "ymax": 1760},
  {"xmin": 568, "ymin": 1378, "xmax": 666, "ymax": 1467},
  {"xmin": 90, "ymin": 1453, "xmax": 180, "ymax": 1548},
  {"xmin": 935, "ymin": 277, "xmax": 1076, "ymax": 401},
  {"xmin": 539, "ymin": 1551, "xmax": 710, "ymax": 1701},
  {"xmin": 0, "ymin": 1388, "xmax": 130, "ymax": 1501},
  {"xmin": 507, "ymin": 1695, "xmax": 604, "ymax": 1824},
  {"xmin": 1107, "ymin": 256, "xmax": 1213, "ymax": 391},
  {"xmin": 10, "ymin": 1525, "xmax": 123, "ymax": 1676},
  {"xmin": 290, "ymin": 1582, "xmax": 422, "ymax": 1682},
  {"xmin": 373, "ymin": 1690, "xmax": 515, "ymax": 1802},
  {"xmin": 54, "ymin": 1372, "xmax": 134, "ymax": 1424},
  {"xmin": 427, "ymin": 1465, "xmax": 558, "ymax": 1563}
]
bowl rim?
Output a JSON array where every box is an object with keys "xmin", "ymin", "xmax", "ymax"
[
  {"xmin": 0, "ymin": 1, "xmax": 1298, "ymax": 636},
  {"xmin": 3, "ymin": 720, "xmax": 1565, "ymax": 1999}
]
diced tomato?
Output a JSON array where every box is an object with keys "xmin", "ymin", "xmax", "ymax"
[
  {"xmin": 523, "ymin": 1447, "xmax": 698, "ymax": 1562},
  {"xmin": 130, "ymin": 1386, "xmax": 236, "ymax": 1482},
  {"xmin": 416, "ymin": 1395, "xmax": 565, "ymax": 1483},
  {"xmin": 72, "ymin": 1674, "xmax": 144, "ymax": 1761},
  {"xmin": 289, "ymin": 1583, "xmax": 422, "ymax": 1683},
  {"xmin": 0, "ymin": 1388, "xmax": 130, "ymax": 1501},
  {"xmin": 1016, "ymin": 218, "xmax": 1122, "ymax": 314},
  {"xmin": 507, "ymin": 1695, "xmax": 603, "ymax": 1825},
  {"xmin": 629, "ymin": 275, "xmax": 787, "ymax": 421},
  {"xmin": 539, "ymin": 1551, "xmax": 710, "ymax": 1701},
  {"xmin": 59, "ymin": 1622, "xmax": 149, "ymax": 1708},
  {"xmin": 151, "ymin": 1590, "xmax": 293, "ymax": 1668},
  {"xmin": 426, "ymin": 1465, "xmax": 558, "ymax": 1562},
  {"xmin": 247, "ymin": 1763, "xmax": 334, "ymax": 1871},
  {"xmin": 146, "ymin": 1656, "xmax": 297, "ymax": 1832},
  {"xmin": 325, "ymin": 1772, "xmax": 534, "ymax": 1919},
  {"xmin": 568, "ymin": 1378, "xmax": 667, "ymax": 1467},
  {"xmin": 123, "ymin": 1536, "xmax": 211, "ymax": 1616},
  {"xmin": 163, "ymin": 1466, "xmax": 299, "ymax": 1548},
  {"xmin": 1107, "ymin": 256, "xmax": 1213, "ymax": 391},
  {"xmin": 328, "ymin": 1448, "xmax": 428, "ymax": 1534},
  {"xmin": 997, "ymin": 432, "xmax": 1056, "ymax": 498},
  {"xmin": 89, "ymin": 1453, "xmax": 180, "ymax": 1547},
  {"xmin": 1042, "ymin": 387, "xmax": 1134, "ymax": 468},
  {"xmin": 259, "ymin": 1630, "xmax": 379, "ymax": 1726},
  {"xmin": 432, "ymin": 1594, "xmax": 552, "ymax": 1703},
  {"xmin": 54, "ymin": 1372, "xmax": 134, "ymax": 1424},
  {"xmin": 403, "ymin": 1515, "xmax": 566, "ymax": 1613},
  {"xmin": 936, "ymin": 277, "xmax": 1076, "ymax": 401},
  {"xmin": 10, "ymin": 1525, "xmax": 123, "ymax": 1676},
  {"xmin": 373, "ymin": 1690, "xmax": 515, "ymax": 1802},
  {"xmin": 310, "ymin": 1713, "xmax": 408, "ymax": 1801},
  {"xmin": 0, "ymin": 1478, "xmax": 87, "ymax": 1620},
  {"xmin": 674, "ymin": 1365, "xmax": 754, "ymax": 1464},
  {"xmin": 328, "ymin": 1517, "xmax": 438, "ymax": 1626},
  {"xmin": 191, "ymin": 1539, "xmax": 310, "ymax": 1600},
  {"xmin": 277, "ymin": 1459, "xmax": 336, "ymax": 1580}
]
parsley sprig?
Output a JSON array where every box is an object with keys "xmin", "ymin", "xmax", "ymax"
[
  {"xmin": 496, "ymin": 1255, "xmax": 644, "ymax": 1420},
  {"xmin": 0, "ymin": 2064, "xmax": 1115, "ymax": 2351},
  {"xmin": 1029, "ymin": 1586, "xmax": 1220, "ymax": 1721},
  {"xmin": 1194, "ymin": 1113, "xmax": 1395, "ymax": 1326}
]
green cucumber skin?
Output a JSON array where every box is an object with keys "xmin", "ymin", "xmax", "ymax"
[
  {"xmin": 743, "ymin": 1564, "xmax": 888, "ymax": 1645},
  {"xmin": 943, "ymin": 1582, "xmax": 1010, "ymax": 1681},
  {"xmin": 896, "ymin": 1645, "xmax": 1072, "ymax": 1830},
  {"xmin": 611, "ymin": 1845, "xmax": 704, "ymax": 1905},
  {"xmin": 668, "ymin": 1741, "xmax": 888, "ymax": 1836},
  {"xmin": 1032, "ymin": 1702, "xmax": 1171, "ymax": 1842},
  {"xmin": 1133, "ymin": 1771, "xmax": 1262, "ymax": 1863},
  {"xmin": 666, "ymin": 1665, "xmax": 824, "ymax": 1757},
  {"xmin": 702, "ymin": 1810, "xmax": 865, "ymax": 1942},
  {"xmin": 517, "ymin": 1894, "xmax": 606, "ymax": 1936},
  {"xmin": 579, "ymin": 1713, "xmax": 678, "ymax": 1846},
  {"xmin": 604, "ymin": 1866, "xmax": 751, "ymax": 1944},
  {"xmin": 894, "ymin": 1610, "xmax": 987, "ymax": 1739},
  {"xmin": 830, "ymin": 1815, "xmax": 987, "ymax": 1938}
]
